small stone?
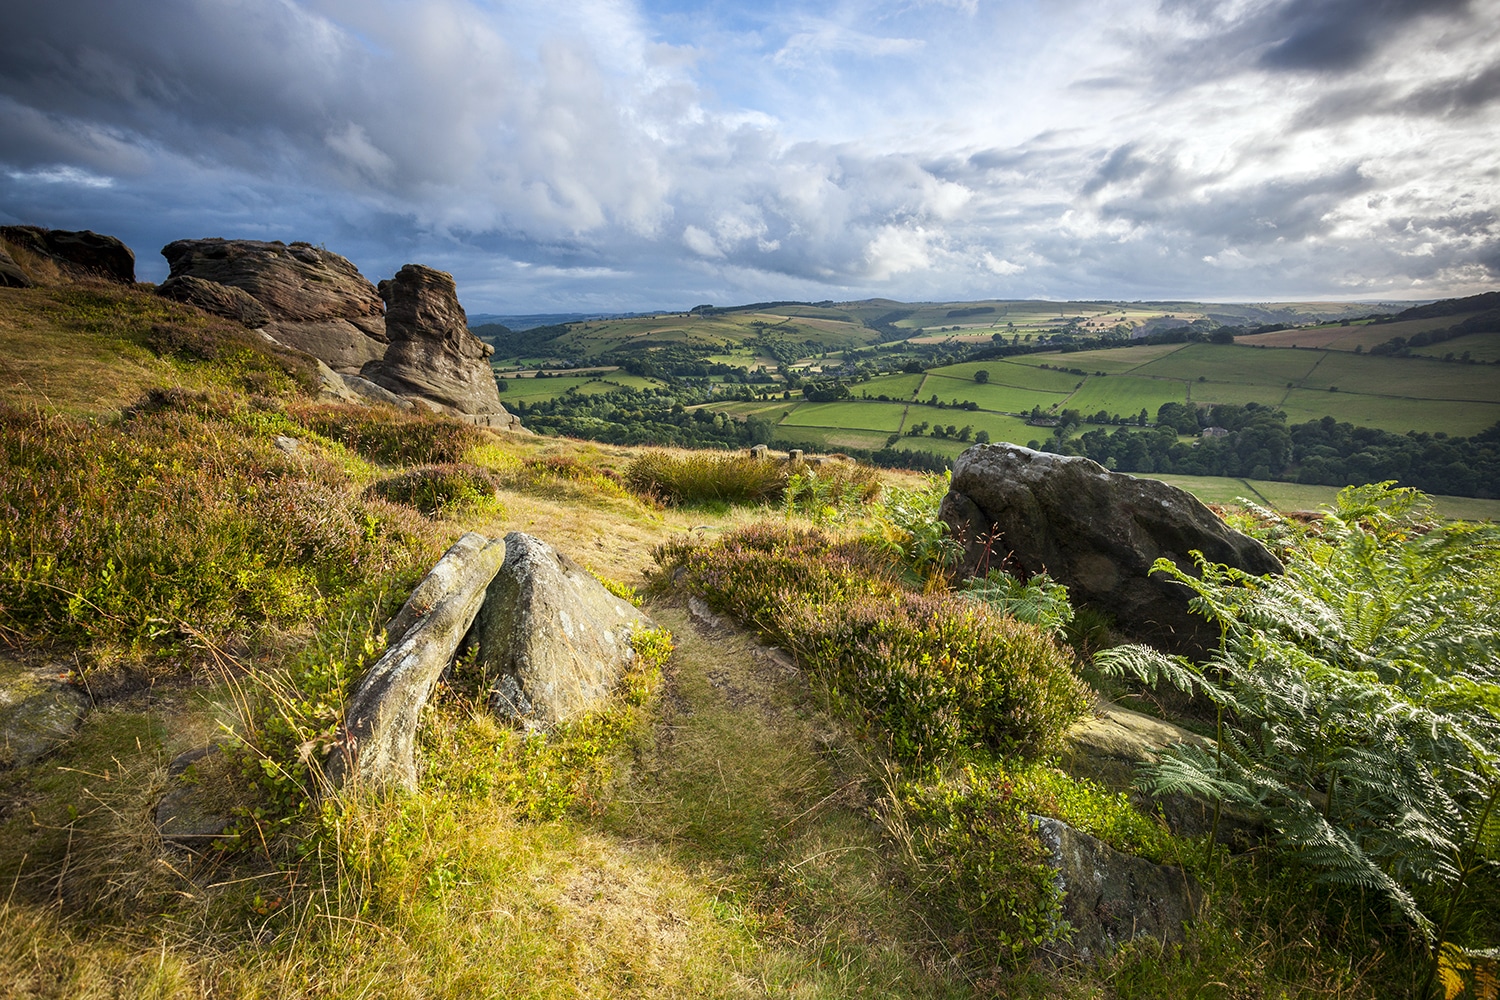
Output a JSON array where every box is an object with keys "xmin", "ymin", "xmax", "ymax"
[
  {"xmin": 273, "ymin": 435, "xmax": 299, "ymax": 454},
  {"xmin": 155, "ymin": 745, "xmax": 236, "ymax": 847},
  {"xmin": 0, "ymin": 661, "xmax": 89, "ymax": 768}
]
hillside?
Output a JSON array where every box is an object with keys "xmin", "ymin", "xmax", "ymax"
[{"xmin": 3, "ymin": 261, "xmax": 1498, "ymax": 998}]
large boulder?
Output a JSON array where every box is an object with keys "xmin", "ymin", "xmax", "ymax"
[
  {"xmin": 1034, "ymin": 816, "xmax": 1202, "ymax": 961},
  {"xmin": 940, "ymin": 444, "xmax": 1281, "ymax": 657},
  {"xmin": 1, "ymin": 659, "xmax": 89, "ymax": 768},
  {"xmin": 360, "ymin": 264, "xmax": 520, "ymax": 428},
  {"xmin": 328, "ymin": 532, "xmax": 507, "ymax": 792},
  {"xmin": 472, "ymin": 532, "xmax": 652, "ymax": 726},
  {"xmin": 0, "ymin": 226, "xmax": 135, "ymax": 283},
  {"xmin": 159, "ymin": 239, "xmax": 387, "ymax": 371}
]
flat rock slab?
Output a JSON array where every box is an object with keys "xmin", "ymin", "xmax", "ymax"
[
  {"xmin": 941, "ymin": 443, "xmax": 1281, "ymax": 657},
  {"xmin": 1035, "ymin": 815, "xmax": 1202, "ymax": 962},
  {"xmin": 0, "ymin": 660, "xmax": 89, "ymax": 768},
  {"xmin": 155, "ymin": 745, "xmax": 236, "ymax": 847},
  {"xmin": 474, "ymin": 532, "xmax": 653, "ymax": 726}
]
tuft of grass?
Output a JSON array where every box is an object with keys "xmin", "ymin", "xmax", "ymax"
[
  {"xmin": 499, "ymin": 454, "xmax": 639, "ymax": 506},
  {"xmin": 625, "ymin": 450, "xmax": 787, "ymax": 506}
]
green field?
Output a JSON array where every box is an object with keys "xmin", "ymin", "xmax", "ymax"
[
  {"xmin": 780, "ymin": 401, "xmax": 909, "ymax": 432},
  {"xmin": 1277, "ymin": 390, "xmax": 1500, "ymax": 435},
  {"xmin": 1410, "ymin": 332, "xmax": 1500, "ymax": 362},
  {"xmin": 918, "ymin": 374, "xmax": 1072, "ymax": 413},
  {"xmin": 1006, "ymin": 342, "xmax": 1190, "ymax": 373},
  {"xmin": 1132, "ymin": 343, "xmax": 1323, "ymax": 385},
  {"xmin": 1063, "ymin": 376, "xmax": 1184, "ymax": 416},
  {"xmin": 859, "ymin": 372, "xmax": 926, "ymax": 399},
  {"xmin": 929, "ymin": 360, "xmax": 1082, "ymax": 393},
  {"xmin": 1147, "ymin": 474, "xmax": 1500, "ymax": 521}
]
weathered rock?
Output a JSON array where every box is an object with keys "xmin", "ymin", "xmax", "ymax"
[
  {"xmin": 156, "ymin": 274, "xmax": 272, "ymax": 327},
  {"xmin": 339, "ymin": 372, "xmax": 415, "ymax": 410},
  {"xmin": 941, "ymin": 443, "xmax": 1282, "ymax": 657},
  {"xmin": 0, "ymin": 661, "xmax": 89, "ymax": 768},
  {"xmin": 0, "ymin": 226, "xmax": 136, "ymax": 283},
  {"xmin": 0, "ymin": 244, "xmax": 33, "ymax": 287},
  {"xmin": 328, "ymin": 533, "xmax": 506, "ymax": 792},
  {"xmin": 1063, "ymin": 703, "xmax": 1239, "ymax": 840},
  {"xmin": 1034, "ymin": 816, "xmax": 1202, "ymax": 961},
  {"xmin": 155, "ymin": 745, "xmax": 235, "ymax": 847},
  {"xmin": 360, "ymin": 264, "xmax": 518, "ymax": 429},
  {"xmin": 160, "ymin": 239, "xmax": 387, "ymax": 371},
  {"xmin": 473, "ymin": 532, "xmax": 653, "ymax": 726}
]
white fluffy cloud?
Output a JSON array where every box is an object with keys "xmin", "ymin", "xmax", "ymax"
[{"xmin": 0, "ymin": 0, "xmax": 1496, "ymax": 310}]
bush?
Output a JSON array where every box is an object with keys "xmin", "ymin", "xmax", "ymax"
[
  {"xmin": 656, "ymin": 524, "xmax": 1089, "ymax": 761},
  {"xmin": 287, "ymin": 403, "xmax": 488, "ymax": 466},
  {"xmin": 625, "ymin": 450, "xmax": 786, "ymax": 506},
  {"xmin": 885, "ymin": 767, "xmax": 1066, "ymax": 964},
  {"xmin": 365, "ymin": 464, "xmax": 499, "ymax": 516},
  {"xmin": 0, "ymin": 399, "xmax": 431, "ymax": 656}
]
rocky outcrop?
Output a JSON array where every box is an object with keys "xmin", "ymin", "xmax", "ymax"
[
  {"xmin": 1, "ymin": 659, "xmax": 89, "ymax": 768},
  {"xmin": 328, "ymin": 533, "xmax": 506, "ymax": 792},
  {"xmin": 156, "ymin": 274, "xmax": 272, "ymax": 328},
  {"xmin": 159, "ymin": 239, "xmax": 387, "ymax": 371},
  {"xmin": 1034, "ymin": 816, "xmax": 1202, "ymax": 961},
  {"xmin": 0, "ymin": 226, "xmax": 135, "ymax": 283},
  {"xmin": 360, "ymin": 264, "xmax": 520, "ymax": 428},
  {"xmin": 0, "ymin": 244, "xmax": 33, "ymax": 287},
  {"xmin": 940, "ymin": 443, "xmax": 1282, "ymax": 657},
  {"xmin": 472, "ymin": 532, "xmax": 652, "ymax": 726}
]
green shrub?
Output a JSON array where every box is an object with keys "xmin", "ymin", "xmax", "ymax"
[
  {"xmin": 884, "ymin": 766, "xmax": 1066, "ymax": 963},
  {"xmin": 287, "ymin": 403, "xmax": 488, "ymax": 466},
  {"xmin": 625, "ymin": 450, "xmax": 786, "ymax": 506},
  {"xmin": 656, "ymin": 523, "xmax": 1089, "ymax": 761},
  {"xmin": 365, "ymin": 464, "xmax": 500, "ymax": 516},
  {"xmin": 0, "ymin": 400, "xmax": 431, "ymax": 656}
]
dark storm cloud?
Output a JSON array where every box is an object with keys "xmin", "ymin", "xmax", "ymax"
[
  {"xmin": 1256, "ymin": 0, "xmax": 1469, "ymax": 73},
  {"xmin": 1294, "ymin": 62, "xmax": 1500, "ymax": 128},
  {"xmin": 1148, "ymin": 0, "xmax": 1475, "ymax": 86}
]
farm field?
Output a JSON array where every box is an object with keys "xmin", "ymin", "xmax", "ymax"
[
  {"xmin": 1239, "ymin": 313, "xmax": 1476, "ymax": 351},
  {"xmin": 1063, "ymin": 376, "xmax": 1184, "ymax": 416},
  {"xmin": 780, "ymin": 401, "xmax": 908, "ymax": 432},
  {"xmin": 1410, "ymin": 331, "xmax": 1500, "ymax": 362},
  {"xmin": 928, "ymin": 360, "xmax": 1082, "ymax": 393},
  {"xmin": 916, "ymin": 374, "xmax": 1072, "ymax": 413},
  {"xmin": 1148, "ymin": 473, "xmax": 1500, "ymax": 521},
  {"xmin": 1277, "ymin": 390, "xmax": 1500, "ymax": 436},
  {"xmin": 1131, "ymin": 343, "xmax": 1323, "ymax": 384}
]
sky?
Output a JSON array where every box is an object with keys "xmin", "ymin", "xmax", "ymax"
[{"xmin": 2, "ymin": 0, "xmax": 1498, "ymax": 313}]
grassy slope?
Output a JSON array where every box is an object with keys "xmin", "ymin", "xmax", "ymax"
[{"xmin": 0, "ymin": 281, "xmax": 1456, "ymax": 998}]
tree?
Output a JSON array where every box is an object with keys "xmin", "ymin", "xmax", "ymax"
[{"xmin": 974, "ymin": 370, "xmax": 990, "ymax": 384}]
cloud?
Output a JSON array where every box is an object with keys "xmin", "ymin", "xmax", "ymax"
[{"xmin": 0, "ymin": 0, "xmax": 1495, "ymax": 309}]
